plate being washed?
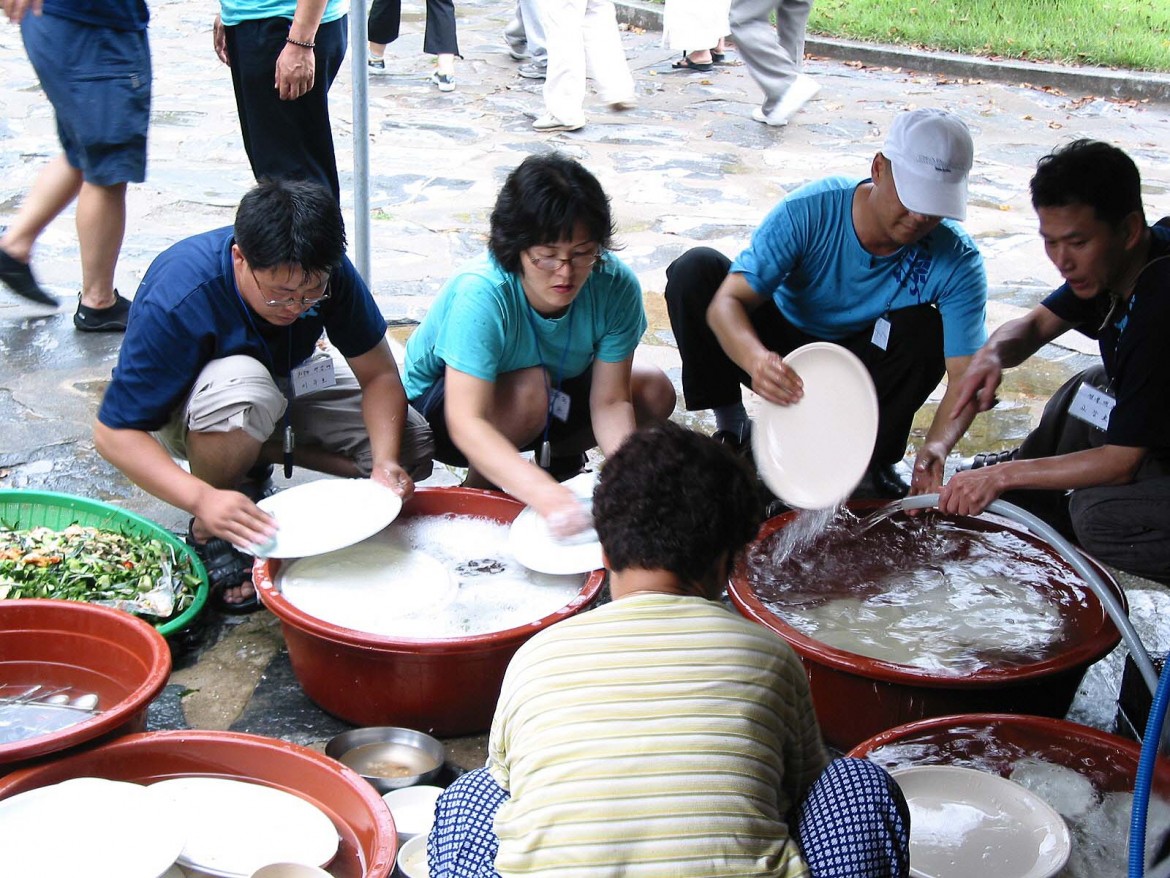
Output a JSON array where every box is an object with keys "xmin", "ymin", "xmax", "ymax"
[
  {"xmin": 510, "ymin": 472, "xmax": 603, "ymax": 575},
  {"xmin": 752, "ymin": 342, "xmax": 878, "ymax": 509},
  {"xmin": 255, "ymin": 478, "xmax": 403, "ymax": 558},
  {"xmin": 893, "ymin": 765, "xmax": 1071, "ymax": 878}
]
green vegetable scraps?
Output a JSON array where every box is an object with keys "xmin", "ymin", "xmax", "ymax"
[{"xmin": 0, "ymin": 524, "xmax": 201, "ymax": 621}]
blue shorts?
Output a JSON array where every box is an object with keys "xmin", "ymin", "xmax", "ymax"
[{"xmin": 21, "ymin": 12, "xmax": 151, "ymax": 186}]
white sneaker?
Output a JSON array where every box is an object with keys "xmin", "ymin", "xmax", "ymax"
[
  {"xmin": 754, "ymin": 74, "xmax": 820, "ymax": 126},
  {"xmin": 431, "ymin": 71, "xmax": 456, "ymax": 92},
  {"xmin": 751, "ymin": 106, "xmax": 786, "ymax": 127},
  {"xmin": 518, "ymin": 61, "xmax": 547, "ymax": 80},
  {"xmin": 368, "ymin": 57, "xmax": 388, "ymax": 74},
  {"xmin": 532, "ymin": 115, "xmax": 583, "ymax": 132}
]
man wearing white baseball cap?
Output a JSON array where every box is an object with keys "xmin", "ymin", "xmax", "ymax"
[
  {"xmin": 665, "ymin": 108, "xmax": 987, "ymax": 501},
  {"xmin": 883, "ymin": 107, "xmax": 974, "ymax": 222}
]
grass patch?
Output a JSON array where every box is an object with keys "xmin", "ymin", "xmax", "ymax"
[{"xmin": 808, "ymin": 0, "xmax": 1170, "ymax": 71}]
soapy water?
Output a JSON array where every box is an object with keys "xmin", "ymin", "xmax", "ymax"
[
  {"xmin": 279, "ymin": 514, "xmax": 586, "ymax": 638},
  {"xmin": 746, "ymin": 509, "xmax": 1094, "ymax": 675},
  {"xmin": 868, "ymin": 735, "xmax": 1170, "ymax": 878}
]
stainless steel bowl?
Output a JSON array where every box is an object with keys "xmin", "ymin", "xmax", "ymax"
[{"xmin": 325, "ymin": 726, "xmax": 445, "ymax": 793}]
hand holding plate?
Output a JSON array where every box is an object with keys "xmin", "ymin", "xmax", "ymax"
[
  {"xmin": 751, "ymin": 350, "xmax": 804, "ymax": 406},
  {"xmin": 544, "ymin": 493, "xmax": 594, "ymax": 541}
]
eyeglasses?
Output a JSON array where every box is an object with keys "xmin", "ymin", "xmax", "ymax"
[
  {"xmin": 526, "ymin": 250, "xmax": 599, "ymax": 273},
  {"xmin": 252, "ymin": 269, "xmax": 331, "ymax": 309}
]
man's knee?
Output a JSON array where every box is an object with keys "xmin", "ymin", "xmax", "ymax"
[
  {"xmin": 664, "ymin": 246, "xmax": 731, "ymax": 309},
  {"xmin": 182, "ymin": 356, "xmax": 285, "ymax": 445},
  {"xmin": 1069, "ymin": 484, "xmax": 1156, "ymax": 554},
  {"xmin": 634, "ymin": 368, "xmax": 678, "ymax": 422}
]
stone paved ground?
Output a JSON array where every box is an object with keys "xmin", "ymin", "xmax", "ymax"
[{"xmin": 2, "ymin": 0, "xmax": 1169, "ymax": 767}]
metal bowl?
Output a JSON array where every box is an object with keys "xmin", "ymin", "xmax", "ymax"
[{"xmin": 325, "ymin": 726, "xmax": 445, "ymax": 793}]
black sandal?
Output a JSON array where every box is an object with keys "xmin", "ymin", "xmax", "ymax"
[
  {"xmin": 186, "ymin": 519, "xmax": 263, "ymax": 615},
  {"xmin": 671, "ymin": 53, "xmax": 714, "ymax": 71}
]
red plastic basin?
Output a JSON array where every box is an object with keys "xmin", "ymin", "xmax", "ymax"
[
  {"xmin": 848, "ymin": 712, "xmax": 1160, "ymax": 793},
  {"xmin": 0, "ymin": 729, "xmax": 396, "ymax": 878},
  {"xmin": 0, "ymin": 599, "xmax": 171, "ymax": 774},
  {"xmin": 256, "ymin": 487, "xmax": 606, "ymax": 736},
  {"xmin": 728, "ymin": 503, "xmax": 1124, "ymax": 750}
]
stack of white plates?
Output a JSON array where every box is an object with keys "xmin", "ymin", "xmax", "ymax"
[
  {"xmin": 0, "ymin": 778, "xmax": 186, "ymax": 878},
  {"xmin": 0, "ymin": 775, "xmax": 341, "ymax": 878},
  {"xmin": 146, "ymin": 778, "xmax": 340, "ymax": 878}
]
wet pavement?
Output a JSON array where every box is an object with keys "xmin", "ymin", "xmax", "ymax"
[{"xmin": 2, "ymin": 0, "xmax": 1170, "ymax": 770}]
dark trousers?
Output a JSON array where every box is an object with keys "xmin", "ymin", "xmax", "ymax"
[
  {"xmin": 368, "ymin": 0, "xmax": 460, "ymax": 56},
  {"xmin": 664, "ymin": 246, "xmax": 945, "ymax": 466},
  {"xmin": 1012, "ymin": 364, "xmax": 1170, "ymax": 583},
  {"xmin": 224, "ymin": 16, "xmax": 347, "ymax": 202}
]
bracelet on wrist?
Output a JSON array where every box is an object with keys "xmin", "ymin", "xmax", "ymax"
[{"xmin": 286, "ymin": 36, "xmax": 316, "ymax": 48}]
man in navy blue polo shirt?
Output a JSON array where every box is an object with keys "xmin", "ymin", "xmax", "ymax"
[
  {"xmin": 94, "ymin": 180, "xmax": 433, "ymax": 611},
  {"xmin": 939, "ymin": 141, "xmax": 1170, "ymax": 584},
  {"xmin": 0, "ymin": 0, "xmax": 151, "ymax": 331}
]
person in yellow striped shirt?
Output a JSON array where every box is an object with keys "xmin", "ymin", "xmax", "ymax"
[{"xmin": 428, "ymin": 421, "xmax": 910, "ymax": 877}]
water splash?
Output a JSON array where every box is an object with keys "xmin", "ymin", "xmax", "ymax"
[{"xmin": 764, "ymin": 504, "xmax": 842, "ymax": 566}]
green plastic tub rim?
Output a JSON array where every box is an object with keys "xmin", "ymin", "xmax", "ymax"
[{"xmin": 0, "ymin": 489, "xmax": 208, "ymax": 637}]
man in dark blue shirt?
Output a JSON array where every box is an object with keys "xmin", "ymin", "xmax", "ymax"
[
  {"xmin": 95, "ymin": 181, "xmax": 433, "ymax": 610},
  {"xmin": 939, "ymin": 140, "xmax": 1170, "ymax": 584}
]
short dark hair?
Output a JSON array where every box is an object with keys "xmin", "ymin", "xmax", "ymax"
[
  {"xmin": 1030, "ymin": 139, "xmax": 1145, "ymax": 227},
  {"xmin": 593, "ymin": 422, "xmax": 762, "ymax": 585},
  {"xmin": 233, "ymin": 179, "xmax": 346, "ymax": 275},
  {"xmin": 489, "ymin": 153, "xmax": 616, "ymax": 274}
]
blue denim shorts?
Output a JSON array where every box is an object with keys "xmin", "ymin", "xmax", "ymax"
[{"xmin": 21, "ymin": 12, "xmax": 151, "ymax": 185}]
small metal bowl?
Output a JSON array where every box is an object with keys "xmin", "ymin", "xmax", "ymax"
[{"xmin": 325, "ymin": 726, "xmax": 445, "ymax": 793}]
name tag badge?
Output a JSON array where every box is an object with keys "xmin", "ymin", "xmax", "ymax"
[
  {"xmin": 871, "ymin": 316, "xmax": 891, "ymax": 351},
  {"xmin": 291, "ymin": 353, "xmax": 336, "ymax": 397},
  {"xmin": 1068, "ymin": 382, "xmax": 1114, "ymax": 431},
  {"xmin": 549, "ymin": 389, "xmax": 571, "ymax": 422}
]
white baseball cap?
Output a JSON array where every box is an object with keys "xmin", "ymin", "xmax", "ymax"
[{"xmin": 882, "ymin": 109, "xmax": 974, "ymax": 221}]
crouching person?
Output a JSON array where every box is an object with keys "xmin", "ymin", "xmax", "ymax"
[
  {"xmin": 94, "ymin": 180, "xmax": 433, "ymax": 613},
  {"xmin": 428, "ymin": 420, "xmax": 910, "ymax": 878}
]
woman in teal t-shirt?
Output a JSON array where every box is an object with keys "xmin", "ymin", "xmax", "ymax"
[{"xmin": 403, "ymin": 153, "xmax": 675, "ymax": 536}]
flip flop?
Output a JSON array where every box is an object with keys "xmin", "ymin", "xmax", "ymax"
[
  {"xmin": 711, "ymin": 50, "xmax": 726, "ymax": 62},
  {"xmin": 186, "ymin": 519, "xmax": 263, "ymax": 615},
  {"xmin": 671, "ymin": 54, "xmax": 713, "ymax": 72}
]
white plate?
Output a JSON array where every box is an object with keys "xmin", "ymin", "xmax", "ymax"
[
  {"xmin": 146, "ymin": 778, "xmax": 339, "ymax": 878},
  {"xmin": 256, "ymin": 478, "xmax": 403, "ymax": 558},
  {"xmin": 893, "ymin": 765, "xmax": 1071, "ymax": 878},
  {"xmin": 382, "ymin": 784, "xmax": 444, "ymax": 840},
  {"xmin": 509, "ymin": 473, "xmax": 603, "ymax": 575},
  {"xmin": 752, "ymin": 342, "xmax": 878, "ymax": 509},
  {"xmin": 0, "ymin": 777, "xmax": 186, "ymax": 878}
]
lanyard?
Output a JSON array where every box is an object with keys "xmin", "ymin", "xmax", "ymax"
[
  {"xmin": 522, "ymin": 302, "xmax": 575, "ymax": 469},
  {"xmin": 235, "ymin": 288, "xmax": 296, "ymax": 478}
]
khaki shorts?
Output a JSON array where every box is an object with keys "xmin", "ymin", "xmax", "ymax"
[{"xmin": 156, "ymin": 349, "xmax": 433, "ymax": 480}]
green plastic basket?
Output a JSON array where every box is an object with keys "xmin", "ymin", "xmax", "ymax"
[{"xmin": 0, "ymin": 489, "xmax": 208, "ymax": 636}]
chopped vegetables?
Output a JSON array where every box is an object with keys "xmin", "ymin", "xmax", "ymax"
[{"xmin": 0, "ymin": 524, "xmax": 201, "ymax": 621}]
